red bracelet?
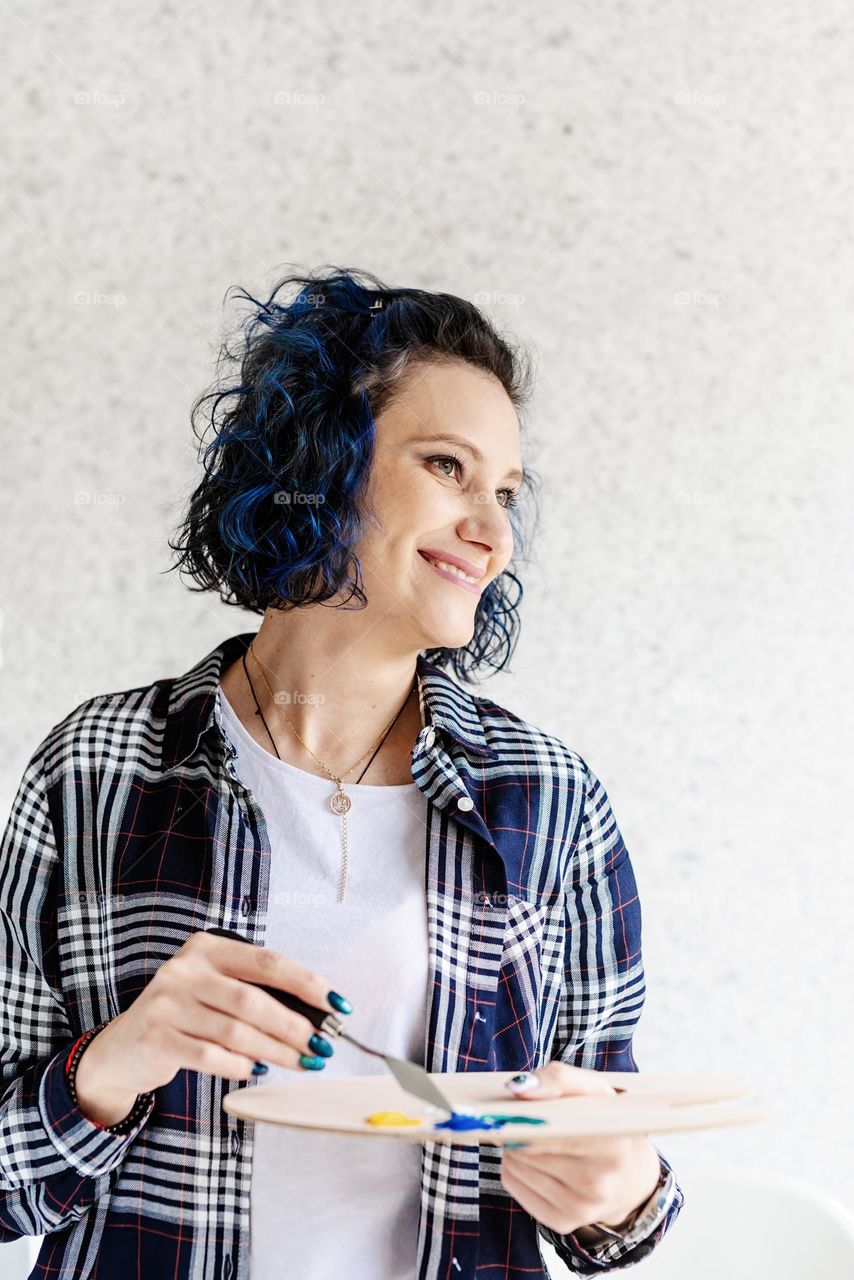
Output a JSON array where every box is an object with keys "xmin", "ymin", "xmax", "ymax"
[
  {"xmin": 65, "ymin": 1029, "xmax": 95, "ymax": 1078},
  {"xmin": 64, "ymin": 1022, "xmax": 154, "ymax": 1135}
]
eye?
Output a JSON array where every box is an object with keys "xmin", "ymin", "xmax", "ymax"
[
  {"xmin": 426, "ymin": 452, "xmax": 464, "ymax": 480},
  {"xmin": 498, "ymin": 488, "xmax": 519, "ymax": 510},
  {"xmin": 426, "ymin": 454, "xmax": 519, "ymax": 510}
]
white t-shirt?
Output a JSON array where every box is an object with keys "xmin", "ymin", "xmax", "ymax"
[{"xmin": 218, "ymin": 684, "xmax": 431, "ymax": 1280}]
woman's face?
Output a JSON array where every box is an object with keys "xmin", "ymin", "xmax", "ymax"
[{"xmin": 355, "ymin": 357, "xmax": 523, "ymax": 654}]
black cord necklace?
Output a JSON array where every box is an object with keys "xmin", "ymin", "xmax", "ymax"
[
  {"xmin": 240, "ymin": 648, "xmax": 412, "ymax": 784},
  {"xmin": 237, "ymin": 648, "xmax": 416, "ymax": 902}
]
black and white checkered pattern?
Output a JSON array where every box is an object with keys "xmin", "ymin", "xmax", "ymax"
[{"xmin": 0, "ymin": 630, "xmax": 682, "ymax": 1278}]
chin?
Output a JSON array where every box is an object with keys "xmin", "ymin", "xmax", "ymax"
[{"xmin": 418, "ymin": 615, "xmax": 476, "ymax": 654}]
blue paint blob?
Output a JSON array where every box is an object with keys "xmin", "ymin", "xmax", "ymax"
[
  {"xmin": 434, "ymin": 1112, "xmax": 506, "ymax": 1132},
  {"xmin": 434, "ymin": 1111, "xmax": 550, "ymax": 1133}
]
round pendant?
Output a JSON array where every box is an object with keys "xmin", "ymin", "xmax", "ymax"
[{"xmin": 330, "ymin": 788, "xmax": 351, "ymax": 816}]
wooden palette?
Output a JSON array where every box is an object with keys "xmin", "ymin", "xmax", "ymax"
[{"xmin": 223, "ymin": 1069, "xmax": 768, "ymax": 1146}]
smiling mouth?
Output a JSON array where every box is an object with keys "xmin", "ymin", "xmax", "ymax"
[{"xmin": 418, "ymin": 551, "xmax": 483, "ymax": 592}]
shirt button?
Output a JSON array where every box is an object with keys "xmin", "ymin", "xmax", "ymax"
[
  {"xmin": 240, "ymin": 895, "xmax": 252, "ymax": 917},
  {"xmin": 423, "ymin": 728, "xmax": 436, "ymax": 748},
  {"xmin": 230, "ymin": 1130, "xmax": 241, "ymax": 1156},
  {"xmin": 224, "ymin": 1258, "xmax": 233, "ymax": 1279},
  {"xmin": 456, "ymin": 795, "xmax": 474, "ymax": 812}
]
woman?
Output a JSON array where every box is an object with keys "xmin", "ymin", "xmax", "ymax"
[{"xmin": 0, "ymin": 268, "xmax": 682, "ymax": 1279}]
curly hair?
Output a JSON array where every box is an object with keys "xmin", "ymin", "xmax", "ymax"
[{"xmin": 165, "ymin": 265, "xmax": 540, "ymax": 682}]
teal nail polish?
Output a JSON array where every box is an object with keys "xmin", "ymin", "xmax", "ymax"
[
  {"xmin": 308, "ymin": 1033, "xmax": 334, "ymax": 1058},
  {"xmin": 298, "ymin": 1054, "xmax": 326, "ymax": 1070},
  {"xmin": 251, "ymin": 1061, "xmax": 268, "ymax": 1075},
  {"xmin": 328, "ymin": 991, "xmax": 352, "ymax": 1015},
  {"xmin": 504, "ymin": 1142, "xmax": 529, "ymax": 1150}
]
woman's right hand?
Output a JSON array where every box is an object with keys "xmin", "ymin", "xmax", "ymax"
[{"xmin": 75, "ymin": 930, "xmax": 347, "ymax": 1110}]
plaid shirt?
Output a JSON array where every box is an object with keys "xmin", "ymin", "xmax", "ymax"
[{"xmin": 0, "ymin": 630, "xmax": 683, "ymax": 1279}]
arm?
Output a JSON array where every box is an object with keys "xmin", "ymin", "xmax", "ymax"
[
  {"xmin": 536, "ymin": 757, "xmax": 684, "ymax": 1272},
  {"xmin": 0, "ymin": 744, "xmax": 154, "ymax": 1240}
]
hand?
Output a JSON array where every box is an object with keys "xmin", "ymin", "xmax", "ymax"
[
  {"xmin": 76, "ymin": 930, "xmax": 347, "ymax": 1098},
  {"xmin": 499, "ymin": 1062, "xmax": 662, "ymax": 1235}
]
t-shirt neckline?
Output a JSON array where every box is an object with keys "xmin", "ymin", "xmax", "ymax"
[{"xmin": 217, "ymin": 681, "xmax": 419, "ymax": 792}]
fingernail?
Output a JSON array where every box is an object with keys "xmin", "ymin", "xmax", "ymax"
[
  {"xmin": 251, "ymin": 1061, "xmax": 268, "ymax": 1075},
  {"xmin": 298, "ymin": 1054, "xmax": 327, "ymax": 1070},
  {"xmin": 504, "ymin": 1142, "xmax": 530, "ymax": 1150},
  {"xmin": 328, "ymin": 991, "xmax": 352, "ymax": 1015},
  {"xmin": 506, "ymin": 1072, "xmax": 539, "ymax": 1092},
  {"xmin": 308, "ymin": 1033, "xmax": 334, "ymax": 1058}
]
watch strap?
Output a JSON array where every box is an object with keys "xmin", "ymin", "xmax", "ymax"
[{"xmin": 575, "ymin": 1158, "xmax": 675, "ymax": 1248}]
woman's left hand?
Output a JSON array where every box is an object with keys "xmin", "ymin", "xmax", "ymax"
[{"xmin": 499, "ymin": 1062, "xmax": 662, "ymax": 1235}]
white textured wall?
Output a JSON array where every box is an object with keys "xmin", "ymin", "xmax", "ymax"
[{"xmin": 2, "ymin": 2, "xmax": 852, "ymax": 1258}]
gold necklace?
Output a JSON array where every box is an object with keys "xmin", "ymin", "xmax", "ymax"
[{"xmin": 246, "ymin": 642, "xmax": 416, "ymax": 902}]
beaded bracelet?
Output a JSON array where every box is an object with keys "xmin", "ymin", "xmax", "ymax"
[{"xmin": 64, "ymin": 1021, "xmax": 154, "ymax": 1135}]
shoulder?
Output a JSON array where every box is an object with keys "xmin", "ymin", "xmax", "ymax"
[
  {"xmin": 467, "ymin": 686, "xmax": 626, "ymax": 837},
  {"xmin": 471, "ymin": 691, "xmax": 591, "ymax": 768},
  {"xmin": 34, "ymin": 678, "xmax": 169, "ymax": 791},
  {"xmin": 469, "ymin": 685, "xmax": 595, "ymax": 790},
  {"xmin": 465, "ymin": 688, "xmax": 632, "ymax": 884}
]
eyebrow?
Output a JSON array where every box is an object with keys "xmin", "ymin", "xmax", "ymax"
[{"xmin": 412, "ymin": 433, "xmax": 524, "ymax": 485}]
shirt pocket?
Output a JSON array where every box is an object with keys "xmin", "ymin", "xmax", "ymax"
[
  {"xmin": 494, "ymin": 893, "xmax": 567, "ymax": 1063},
  {"xmin": 499, "ymin": 894, "xmax": 549, "ymax": 978}
]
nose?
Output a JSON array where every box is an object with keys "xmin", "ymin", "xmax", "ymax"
[{"xmin": 457, "ymin": 500, "xmax": 514, "ymax": 565}]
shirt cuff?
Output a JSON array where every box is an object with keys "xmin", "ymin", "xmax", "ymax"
[
  {"xmin": 539, "ymin": 1151, "xmax": 682, "ymax": 1272},
  {"xmin": 38, "ymin": 1043, "xmax": 156, "ymax": 1179}
]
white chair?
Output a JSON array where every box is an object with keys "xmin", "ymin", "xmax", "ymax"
[
  {"xmin": 539, "ymin": 1161, "xmax": 854, "ymax": 1278},
  {"xmin": 8, "ymin": 1175, "xmax": 854, "ymax": 1279},
  {"xmin": 0, "ymin": 1234, "xmax": 43, "ymax": 1280}
]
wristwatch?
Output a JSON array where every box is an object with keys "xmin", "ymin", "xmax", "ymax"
[{"xmin": 573, "ymin": 1160, "xmax": 674, "ymax": 1249}]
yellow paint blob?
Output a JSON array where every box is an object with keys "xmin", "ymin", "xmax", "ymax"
[{"xmin": 365, "ymin": 1110, "xmax": 425, "ymax": 1127}]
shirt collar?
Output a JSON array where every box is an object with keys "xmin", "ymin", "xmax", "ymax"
[{"xmin": 159, "ymin": 631, "xmax": 498, "ymax": 774}]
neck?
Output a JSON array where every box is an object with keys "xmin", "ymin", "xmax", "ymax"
[{"xmin": 232, "ymin": 608, "xmax": 423, "ymax": 780}]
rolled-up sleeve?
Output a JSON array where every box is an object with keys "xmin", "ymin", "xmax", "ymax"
[
  {"xmin": 0, "ymin": 745, "xmax": 154, "ymax": 1240},
  {"xmin": 536, "ymin": 757, "xmax": 684, "ymax": 1273}
]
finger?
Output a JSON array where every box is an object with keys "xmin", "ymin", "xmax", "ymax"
[
  {"xmin": 502, "ymin": 1152, "xmax": 598, "ymax": 1232},
  {"xmin": 196, "ymin": 931, "xmax": 347, "ymax": 1016},
  {"xmin": 186, "ymin": 988, "xmax": 317, "ymax": 1070},
  {"xmin": 498, "ymin": 1134, "xmax": 630, "ymax": 1159},
  {"xmin": 500, "ymin": 1144, "xmax": 607, "ymax": 1165},
  {"xmin": 503, "ymin": 1150, "xmax": 591, "ymax": 1208},
  {"xmin": 504, "ymin": 1061, "xmax": 618, "ymax": 1102},
  {"xmin": 168, "ymin": 1026, "xmax": 264, "ymax": 1081},
  {"xmin": 192, "ymin": 970, "xmax": 319, "ymax": 1056}
]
